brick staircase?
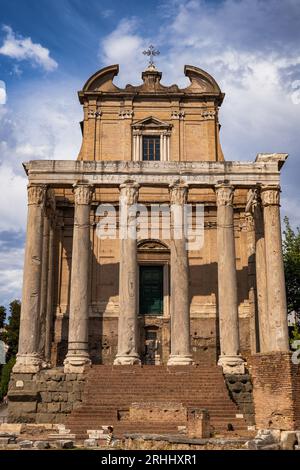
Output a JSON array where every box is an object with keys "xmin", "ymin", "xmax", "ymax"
[{"xmin": 66, "ymin": 364, "xmax": 248, "ymax": 439}]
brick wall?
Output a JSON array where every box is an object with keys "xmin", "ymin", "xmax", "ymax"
[{"xmin": 249, "ymin": 352, "xmax": 300, "ymax": 430}]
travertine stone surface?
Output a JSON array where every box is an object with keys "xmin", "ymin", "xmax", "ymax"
[
  {"xmin": 114, "ymin": 181, "xmax": 141, "ymax": 365},
  {"xmin": 14, "ymin": 184, "xmax": 47, "ymax": 373},
  {"xmin": 261, "ymin": 185, "xmax": 289, "ymax": 352},
  {"xmin": 216, "ymin": 184, "xmax": 244, "ymax": 374},
  {"xmin": 168, "ymin": 181, "xmax": 193, "ymax": 365},
  {"xmin": 64, "ymin": 184, "xmax": 94, "ymax": 373}
]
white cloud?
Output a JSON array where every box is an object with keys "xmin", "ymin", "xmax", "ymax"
[
  {"xmin": 101, "ymin": 18, "xmax": 150, "ymax": 86},
  {"xmin": 0, "ymin": 245, "xmax": 24, "ymax": 305},
  {"xmin": 0, "ymin": 25, "xmax": 58, "ymax": 71},
  {"xmin": 0, "ymin": 80, "xmax": 6, "ymax": 105},
  {"xmin": 0, "ymin": 164, "xmax": 27, "ymax": 232}
]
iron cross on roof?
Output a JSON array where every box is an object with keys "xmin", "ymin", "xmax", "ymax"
[{"xmin": 143, "ymin": 45, "xmax": 160, "ymax": 67}]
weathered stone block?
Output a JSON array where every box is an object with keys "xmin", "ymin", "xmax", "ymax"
[
  {"xmin": 55, "ymin": 439, "xmax": 74, "ymax": 449},
  {"xmin": 84, "ymin": 438, "xmax": 98, "ymax": 448},
  {"xmin": 47, "ymin": 402, "xmax": 61, "ymax": 413},
  {"xmin": 19, "ymin": 440, "xmax": 33, "ymax": 449},
  {"xmin": 60, "ymin": 402, "xmax": 72, "ymax": 413},
  {"xmin": 33, "ymin": 440, "xmax": 50, "ymax": 449},
  {"xmin": 280, "ymin": 431, "xmax": 297, "ymax": 450},
  {"xmin": 52, "ymin": 392, "xmax": 68, "ymax": 402},
  {"xmin": 40, "ymin": 392, "xmax": 52, "ymax": 403}
]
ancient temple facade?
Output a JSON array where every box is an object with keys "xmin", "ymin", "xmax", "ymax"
[{"xmin": 8, "ymin": 63, "xmax": 299, "ymax": 432}]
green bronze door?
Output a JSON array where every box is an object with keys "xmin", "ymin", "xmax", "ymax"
[{"xmin": 139, "ymin": 266, "xmax": 163, "ymax": 315}]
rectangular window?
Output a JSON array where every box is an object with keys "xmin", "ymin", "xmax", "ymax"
[{"xmin": 142, "ymin": 136, "xmax": 160, "ymax": 161}]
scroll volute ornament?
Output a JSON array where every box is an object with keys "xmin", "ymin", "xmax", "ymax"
[
  {"xmin": 73, "ymin": 184, "xmax": 94, "ymax": 205},
  {"xmin": 169, "ymin": 181, "xmax": 188, "ymax": 205},
  {"xmin": 215, "ymin": 184, "xmax": 234, "ymax": 207},
  {"xmin": 27, "ymin": 184, "xmax": 47, "ymax": 206},
  {"xmin": 261, "ymin": 185, "xmax": 280, "ymax": 207}
]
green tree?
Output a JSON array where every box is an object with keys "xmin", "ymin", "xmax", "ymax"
[
  {"xmin": 0, "ymin": 300, "xmax": 21, "ymax": 362},
  {"xmin": 0, "ymin": 357, "xmax": 16, "ymax": 401},
  {"xmin": 0, "ymin": 300, "xmax": 20, "ymax": 402},
  {"xmin": 283, "ymin": 217, "xmax": 300, "ymax": 324},
  {"xmin": 0, "ymin": 305, "xmax": 6, "ymax": 329}
]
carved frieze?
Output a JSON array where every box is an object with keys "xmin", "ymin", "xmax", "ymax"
[
  {"xmin": 88, "ymin": 110, "xmax": 102, "ymax": 119},
  {"xmin": 171, "ymin": 110, "xmax": 185, "ymax": 120},
  {"xmin": 119, "ymin": 110, "xmax": 134, "ymax": 119},
  {"xmin": 201, "ymin": 110, "xmax": 216, "ymax": 120}
]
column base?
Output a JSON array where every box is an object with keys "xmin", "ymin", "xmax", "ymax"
[
  {"xmin": 63, "ymin": 354, "xmax": 91, "ymax": 374},
  {"xmin": 167, "ymin": 354, "xmax": 194, "ymax": 366},
  {"xmin": 218, "ymin": 355, "xmax": 245, "ymax": 374},
  {"xmin": 113, "ymin": 354, "xmax": 141, "ymax": 365},
  {"xmin": 13, "ymin": 353, "xmax": 43, "ymax": 373}
]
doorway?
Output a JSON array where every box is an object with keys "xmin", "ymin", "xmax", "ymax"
[{"xmin": 139, "ymin": 265, "xmax": 163, "ymax": 316}]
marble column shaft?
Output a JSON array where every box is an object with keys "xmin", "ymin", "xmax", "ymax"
[
  {"xmin": 114, "ymin": 181, "xmax": 140, "ymax": 365},
  {"xmin": 167, "ymin": 181, "xmax": 193, "ymax": 366},
  {"xmin": 216, "ymin": 184, "xmax": 244, "ymax": 374},
  {"xmin": 13, "ymin": 184, "xmax": 47, "ymax": 373},
  {"xmin": 64, "ymin": 183, "xmax": 93, "ymax": 373},
  {"xmin": 38, "ymin": 212, "xmax": 50, "ymax": 358},
  {"xmin": 44, "ymin": 207, "xmax": 56, "ymax": 365},
  {"xmin": 261, "ymin": 185, "xmax": 289, "ymax": 352},
  {"xmin": 253, "ymin": 199, "xmax": 269, "ymax": 353}
]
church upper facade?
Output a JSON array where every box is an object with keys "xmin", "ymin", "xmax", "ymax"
[{"xmin": 77, "ymin": 64, "xmax": 224, "ymax": 162}]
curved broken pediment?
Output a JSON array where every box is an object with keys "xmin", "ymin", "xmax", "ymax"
[
  {"xmin": 78, "ymin": 64, "xmax": 223, "ymax": 103},
  {"xmin": 183, "ymin": 65, "xmax": 222, "ymax": 95}
]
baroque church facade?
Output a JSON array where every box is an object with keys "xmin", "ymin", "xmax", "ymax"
[{"xmin": 7, "ymin": 62, "xmax": 300, "ymax": 434}]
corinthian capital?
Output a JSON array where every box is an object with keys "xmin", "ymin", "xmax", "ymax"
[
  {"xmin": 169, "ymin": 181, "xmax": 188, "ymax": 205},
  {"xmin": 215, "ymin": 184, "xmax": 234, "ymax": 207},
  {"xmin": 73, "ymin": 184, "xmax": 94, "ymax": 205},
  {"xmin": 119, "ymin": 180, "xmax": 139, "ymax": 205},
  {"xmin": 261, "ymin": 185, "xmax": 281, "ymax": 207},
  {"xmin": 27, "ymin": 184, "xmax": 47, "ymax": 206}
]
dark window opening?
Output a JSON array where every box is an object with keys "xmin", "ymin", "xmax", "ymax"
[{"xmin": 142, "ymin": 135, "xmax": 160, "ymax": 161}]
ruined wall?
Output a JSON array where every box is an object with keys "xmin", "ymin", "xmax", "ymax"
[
  {"xmin": 249, "ymin": 353, "xmax": 300, "ymax": 430},
  {"xmin": 7, "ymin": 370, "xmax": 86, "ymax": 424}
]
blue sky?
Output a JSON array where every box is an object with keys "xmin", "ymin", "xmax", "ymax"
[{"xmin": 0, "ymin": 0, "xmax": 299, "ymax": 307}]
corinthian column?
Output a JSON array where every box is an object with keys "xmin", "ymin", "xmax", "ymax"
[
  {"xmin": 167, "ymin": 181, "xmax": 193, "ymax": 366},
  {"xmin": 216, "ymin": 184, "xmax": 245, "ymax": 374},
  {"xmin": 14, "ymin": 184, "xmax": 47, "ymax": 373},
  {"xmin": 64, "ymin": 183, "xmax": 94, "ymax": 373},
  {"xmin": 114, "ymin": 181, "xmax": 140, "ymax": 365},
  {"xmin": 261, "ymin": 185, "xmax": 289, "ymax": 351}
]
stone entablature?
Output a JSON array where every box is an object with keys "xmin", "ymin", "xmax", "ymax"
[{"xmin": 23, "ymin": 156, "xmax": 286, "ymax": 187}]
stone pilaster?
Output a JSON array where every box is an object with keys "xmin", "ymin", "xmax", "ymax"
[
  {"xmin": 167, "ymin": 181, "xmax": 193, "ymax": 366},
  {"xmin": 14, "ymin": 184, "xmax": 47, "ymax": 373},
  {"xmin": 261, "ymin": 185, "xmax": 289, "ymax": 352},
  {"xmin": 64, "ymin": 183, "xmax": 94, "ymax": 373},
  {"xmin": 114, "ymin": 181, "xmax": 141, "ymax": 365},
  {"xmin": 215, "ymin": 184, "xmax": 245, "ymax": 374}
]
